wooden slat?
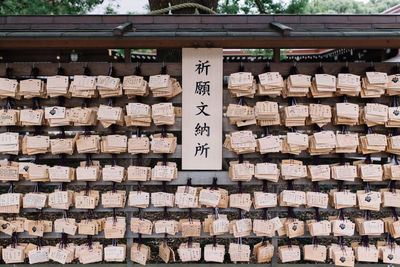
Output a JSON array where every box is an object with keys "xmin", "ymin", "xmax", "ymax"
[
  {"xmin": 0, "ymin": 174, "xmax": 384, "ymax": 186},
  {"xmin": 2, "ymin": 38, "xmax": 400, "ymax": 49},
  {"xmin": 0, "ymin": 62, "xmax": 398, "ymax": 77},
  {"xmin": 0, "ymin": 231, "xmax": 368, "ymax": 239},
  {"xmin": 0, "ymin": 146, "xmax": 390, "ymax": 161},
  {"xmin": 0, "ymin": 264, "xmax": 389, "ymax": 267},
  {"xmin": 0, "ymin": 264, "xmax": 391, "ymax": 267}
]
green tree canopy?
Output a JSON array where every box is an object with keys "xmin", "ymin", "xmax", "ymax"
[
  {"xmin": 218, "ymin": 0, "xmax": 399, "ymax": 14},
  {"xmin": 305, "ymin": 0, "xmax": 363, "ymax": 14},
  {"xmin": 305, "ymin": 0, "xmax": 399, "ymax": 14},
  {"xmin": 218, "ymin": 0, "xmax": 308, "ymax": 14},
  {"xmin": 362, "ymin": 0, "xmax": 400, "ymax": 14},
  {"xmin": 0, "ymin": 0, "xmax": 398, "ymax": 16},
  {"xmin": 0, "ymin": 0, "xmax": 110, "ymax": 15}
]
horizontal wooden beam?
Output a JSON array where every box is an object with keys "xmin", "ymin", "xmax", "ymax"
[
  {"xmin": 0, "ymin": 264, "xmax": 388, "ymax": 267},
  {"xmin": 1, "ymin": 15, "xmax": 399, "ymax": 49},
  {"xmin": 0, "ymin": 264, "xmax": 385, "ymax": 267},
  {"xmin": 0, "ymin": 177, "xmax": 378, "ymax": 187},
  {"xmin": 0, "ymin": 62, "xmax": 398, "ymax": 77},
  {"xmin": 1, "ymin": 38, "xmax": 400, "ymax": 49},
  {"xmin": 0, "ymin": 229, "xmax": 368, "ymax": 239}
]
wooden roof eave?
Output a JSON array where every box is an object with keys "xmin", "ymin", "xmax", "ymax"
[{"xmin": 0, "ymin": 15, "xmax": 400, "ymax": 49}]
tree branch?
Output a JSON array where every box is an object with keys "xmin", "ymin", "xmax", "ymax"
[{"xmin": 254, "ymin": 0, "xmax": 266, "ymax": 14}]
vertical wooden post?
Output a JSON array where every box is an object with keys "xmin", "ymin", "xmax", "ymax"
[{"xmin": 273, "ymin": 48, "xmax": 280, "ymax": 63}]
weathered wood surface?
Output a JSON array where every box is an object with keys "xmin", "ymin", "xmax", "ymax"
[{"xmin": 0, "ymin": 62, "xmax": 397, "ymax": 265}]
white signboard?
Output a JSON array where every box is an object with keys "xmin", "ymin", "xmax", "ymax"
[{"xmin": 182, "ymin": 48, "xmax": 223, "ymax": 170}]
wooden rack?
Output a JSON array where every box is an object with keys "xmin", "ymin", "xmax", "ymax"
[{"xmin": 0, "ymin": 61, "xmax": 398, "ymax": 266}]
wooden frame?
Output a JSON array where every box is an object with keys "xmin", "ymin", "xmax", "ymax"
[
  {"xmin": 0, "ymin": 14, "xmax": 400, "ymax": 266},
  {"xmin": 0, "ymin": 61, "xmax": 398, "ymax": 266}
]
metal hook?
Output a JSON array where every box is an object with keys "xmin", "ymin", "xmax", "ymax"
[
  {"xmin": 58, "ymin": 62, "xmax": 61, "ymax": 69},
  {"xmin": 161, "ymin": 62, "xmax": 167, "ymax": 74},
  {"xmin": 287, "ymin": 237, "xmax": 292, "ymax": 248},
  {"xmin": 30, "ymin": 62, "xmax": 39, "ymax": 78},
  {"xmin": 8, "ymin": 181, "xmax": 14, "ymax": 193},
  {"xmin": 264, "ymin": 60, "xmax": 271, "ymax": 72},
  {"xmin": 136, "ymin": 62, "xmax": 142, "ymax": 76},
  {"xmin": 108, "ymin": 97, "xmax": 114, "ymax": 107},
  {"xmin": 108, "ymin": 62, "xmax": 114, "ymax": 77},
  {"xmin": 291, "ymin": 97, "xmax": 297, "ymax": 106}
]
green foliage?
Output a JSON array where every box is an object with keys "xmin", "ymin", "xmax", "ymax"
[
  {"xmin": 218, "ymin": 0, "xmax": 309, "ymax": 14},
  {"xmin": 218, "ymin": 0, "xmax": 241, "ymax": 14},
  {"xmin": 305, "ymin": 0, "xmax": 363, "ymax": 14},
  {"xmin": 360, "ymin": 0, "xmax": 400, "ymax": 14},
  {"xmin": 0, "ymin": 0, "xmax": 108, "ymax": 15},
  {"xmin": 104, "ymin": 6, "xmax": 117, "ymax": 14},
  {"xmin": 307, "ymin": 0, "xmax": 400, "ymax": 14},
  {"xmin": 218, "ymin": 0, "xmax": 399, "ymax": 14},
  {"xmin": 1, "ymin": 0, "xmax": 397, "ymax": 15},
  {"xmin": 243, "ymin": 48, "xmax": 289, "ymax": 60},
  {"xmin": 284, "ymin": 0, "xmax": 309, "ymax": 14}
]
